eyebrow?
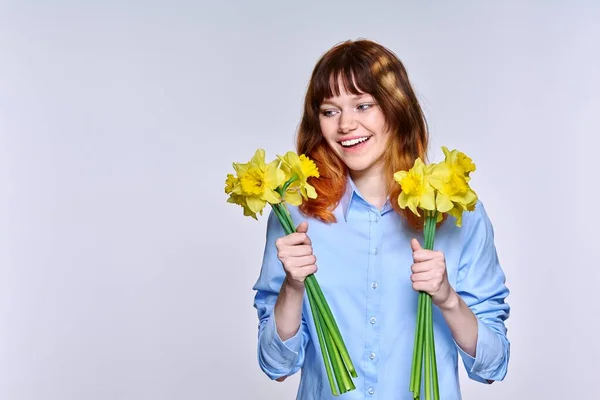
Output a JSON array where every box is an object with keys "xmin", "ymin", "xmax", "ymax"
[{"xmin": 320, "ymin": 94, "xmax": 373, "ymax": 107}]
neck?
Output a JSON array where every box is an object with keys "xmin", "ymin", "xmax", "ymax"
[{"xmin": 349, "ymin": 165, "xmax": 388, "ymax": 210}]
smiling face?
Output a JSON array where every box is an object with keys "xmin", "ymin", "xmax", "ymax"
[{"xmin": 318, "ymin": 78, "xmax": 391, "ymax": 179}]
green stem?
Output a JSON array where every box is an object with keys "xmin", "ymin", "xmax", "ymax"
[
  {"xmin": 280, "ymin": 175, "xmax": 299, "ymax": 193},
  {"xmin": 414, "ymin": 291, "xmax": 426, "ymax": 398},
  {"xmin": 410, "ymin": 291, "xmax": 423, "ymax": 392},
  {"xmin": 424, "ymin": 295, "xmax": 432, "ymax": 400},
  {"xmin": 307, "ymin": 282, "xmax": 355, "ymax": 394},
  {"xmin": 411, "ymin": 211, "xmax": 438, "ymax": 398},
  {"xmin": 319, "ymin": 309, "xmax": 352, "ymax": 393},
  {"xmin": 272, "ymin": 203, "xmax": 295, "ymax": 235},
  {"xmin": 306, "ymin": 283, "xmax": 338, "ymax": 396},
  {"xmin": 424, "ymin": 212, "xmax": 439, "ymax": 399},
  {"xmin": 428, "ymin": 297, "xmax": 440, "ymax": 400},
  {"xmin": 306, "ymin": 275, "xmax": 357, "ymax": 377}
]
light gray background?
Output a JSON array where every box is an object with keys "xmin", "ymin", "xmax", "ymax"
[{"xmin": 1, "ymin": 1, "xmax": 598, "ymax": 399}]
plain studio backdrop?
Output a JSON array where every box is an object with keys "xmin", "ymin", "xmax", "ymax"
[{"xmin": 1, "ymin": 1, "xmax": 598, "ymax": 399}]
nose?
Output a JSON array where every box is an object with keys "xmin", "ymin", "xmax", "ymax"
[{"xmin": 338, "ymin": 111, "xmax": 358, "ymax": 134}]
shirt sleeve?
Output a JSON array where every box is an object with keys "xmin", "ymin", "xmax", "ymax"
[
  {"xmin": 454, "ymin": 200, "xmax": 511, "ymax": 383},
  {"xmin": 252, "ymin": 209, "xmax": 311, "ymax": 380}
]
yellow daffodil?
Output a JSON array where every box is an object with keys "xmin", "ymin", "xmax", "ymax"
[
  {"xmin": 429, "ymin": 162, "xmax": 478, "ymax": 227},
  {"xmin": 441, "ymin": 146, "xmax": 476, "ymax": 178},
  {"xmin": 277, "ymin": 151, "xmax": 320, "ymax": 206},
  {"xmin": 393, "ymin": 158, "xmax": 435, "ymax": 217},
  {"xmin": 224, "ymin": 173, "xmax": 238, "ymax": 194},
  {"xmin": 226, "ymin": 149, "xmax": 285, "ymax": 215},
  {"xmin": 224, "ymin": 174, "xmax": 258, "ymax": 219}
]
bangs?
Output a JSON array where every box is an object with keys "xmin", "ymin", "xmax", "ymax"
[{"xmin": 311, "ymin": 50, "xmax": 378, "ymax": 105}]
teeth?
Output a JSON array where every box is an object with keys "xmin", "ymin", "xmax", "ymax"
[{"xmin": 341, "ymin": 137, "xmax": 370, "ymax": 147}]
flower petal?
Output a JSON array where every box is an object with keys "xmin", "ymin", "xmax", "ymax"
[
  {"xmin": 284, "ymin": 190, "xmax": 303, "ymax": 206},
  {"xmin": 262, "ymin": 188, "xmax": 281, "ymax": 204},
  {"xmin": 407, "ymin": 196, "xmax": 421, "ymax": 217},
  {"xmin": 436, "ymin": 192, "xmax": 454, "ymax": 213},
  {"xmin": 304, "ymin": 183, "xmax": 318, "ymax": 199},
  {"xmin": 246, "ymin": 196, "xmax": 266, "ymax": 213},
  {"xmin": 420, "ymin": 187, "xmax": 436, "ymax": 211}
]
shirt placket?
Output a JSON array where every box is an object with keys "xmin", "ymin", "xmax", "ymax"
[{"xmin": 364, "ymin": 209, "xmax": 383, "ymax": 398}]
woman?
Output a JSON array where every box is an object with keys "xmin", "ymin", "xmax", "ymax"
[{"xmin": 252, "ymin": 39, "xmax": 510, "ymax": 399}]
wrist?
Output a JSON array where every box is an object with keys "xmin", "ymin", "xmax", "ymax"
[
  {"xmin": 283, "ymin": 276, "xmax": 306, "ymax": 294},
  {"xmin": 438, "ymin": 289, "xmax": 460, "ymax": 312}
]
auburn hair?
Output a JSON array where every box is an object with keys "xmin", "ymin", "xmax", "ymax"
[{"xmin": 297, "ymin": 39, "xmax": 429, "ymax": 230}]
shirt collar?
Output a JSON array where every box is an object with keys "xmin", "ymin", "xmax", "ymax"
[
  {"xmin": 340, "ymin": 177, "xmax": 355, "ymax": 222},
  {"xmin": 340, "ymin": 176, "xmax": 393, "ymax": 222}
]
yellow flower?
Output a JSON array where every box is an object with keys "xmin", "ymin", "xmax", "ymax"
[
  {"xmin": 393, "ymin": 158, "xmax": 436, "ymax": 217},
  {"xmin": 227, "ymin": 149, "xmax": 285, "ymax": 215},
  {"xmin": 277, "ymin": 151, "xmax": 320, "ymax": 206},
  {"xmin": 224, "ymin": 174, "xmax": 238, "ymax": 194},
  {"xmin": 441, "ymin": 146, "xmax": 476, "ymax": 178},
  {"xmin": 227, "ymin": 193, "xmax": 259, "ymax": 219},
  {"xmin": 224, "ymin": 174, "xmax": 257, "ymax": 219},
  {"xmin": 429, "ymin": 162, "xmax": 478, "ymax": 227}
]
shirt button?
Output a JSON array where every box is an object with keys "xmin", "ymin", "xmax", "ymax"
[
  {"xmin": 372, "ymin": 247, "xmax": 378, "ymax": 255},
  {"xmin": 370, "ymin": 316, "xmax": 376, "ymax": 324},
  {"xmin": 371, "ymin": 281, "xmax": 378, "ymax": 289},
  {"xmin": 369, "ymin": 352, "xmax": 376, "ymax": 360},
  {"xmin": 368, "ymin": 387, "xmax": 375, "ymax": 395},
  {"xmin": 375, "ymin": 215, "xmax": 380, "ymax": 222}
]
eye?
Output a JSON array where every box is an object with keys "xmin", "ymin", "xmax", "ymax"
[
  {"xmin": 321, "ymin": 109, "xmax": 338, "ymax": 118},
  {"xmin": 357, "ymin": 103, "xmax": 375, "ymax": 112}
]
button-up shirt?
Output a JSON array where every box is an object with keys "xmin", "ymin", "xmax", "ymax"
[{"xmin": 253, "ymin": 178, "xmax": 510, "ymax": 399}]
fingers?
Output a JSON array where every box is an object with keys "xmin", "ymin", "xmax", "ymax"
[
  {"xmin": 411, "ymin": 261, "xmax": 432, "ymax": 274},
  {"xmin": 410, "ymin": 239, "xmax": 447, "ymax": 297},
  {"xmin": 410, "ymin": 238, "xmax": 422, "ymax": 252},
  {"xmin": 288, "ymin": 264, "xmax": 318, "ymax": 281},
  {"xmin": 275, "ymin": 221, "xmax": 317, "ymax": 283},
  {"xmin": 410, "ymin": 268, "xmax": 444, "ymax": 282},
  {"xmin": 296, "ymin": 221, "xmax": 309, "ymax": 234},
  {"xmin": 285, "ymin": 254, "xmax": 317, "ymax": 269},
  {"xmin": 276, "ymin": 231, "xmax": 311, "ymax": 248},
  {"xmin": 411, "ymin": 238, "xmax": 444, "ymax": 263},
  {"xmin": 412, "ymin": 279, "xmax": 442, "ymax": 294},
  {"xmin": 279, "ymin": 244, "xmax": 313, "ymax": 257}
]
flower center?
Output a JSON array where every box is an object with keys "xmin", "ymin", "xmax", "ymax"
[
  {"xmin": 443, "ymin": 173, "xmax": 468, "ymax": 196},
  {"xmin": 401, "ymin": 173, "xmax": 423, "ymax": 196},
  {"xmin": 240, "ymin": 169, "xmax": 265, "ymax": 195}
]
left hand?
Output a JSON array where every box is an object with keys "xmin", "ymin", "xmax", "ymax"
[{"xmin": 410, "ymin": 238, "xmax": 456, "ymax": 308}]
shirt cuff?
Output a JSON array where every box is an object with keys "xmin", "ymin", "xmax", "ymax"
[
  {"xmin": 456, "ymin": 318, "xmax": 507, "ymax": 382},
  {"xmin": 260, "ymin": 315, "xmax": 303, "ymax": 373}
]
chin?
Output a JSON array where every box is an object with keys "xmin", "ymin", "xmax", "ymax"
[{"xmin": 345, "ymin": 161, "xmax": 377, "ymax": 174}]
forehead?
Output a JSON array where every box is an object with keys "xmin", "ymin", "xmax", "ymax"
[{"xmin": 321, "ymin": 74, "xmax": 372, "ymax": 101}]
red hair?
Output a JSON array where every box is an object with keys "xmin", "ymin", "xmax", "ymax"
[{"xmin": 297, "ymin": 39, "xmax": 429, "ymax": 230}]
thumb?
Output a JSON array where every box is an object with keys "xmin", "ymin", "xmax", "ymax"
[
  {"xmin": 410, "ymin": 238, "xmax": 423, "ymax": 252},
  {"xmin": 296, "ymin": 221, "xmax": 309, "ymax": 234}
]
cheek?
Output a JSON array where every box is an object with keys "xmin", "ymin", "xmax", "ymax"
[
  {"xmin": 364, "ymin": 111, "xmax": 387, "ymax": 135},
  {"xmin": 319, "ymin": 118, "xmax": 337, "ymax": 141}
]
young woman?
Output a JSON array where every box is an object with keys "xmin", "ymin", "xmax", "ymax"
[{"xmin": 252, "ymin": 39, "xmax": 510, "ymax": 399}]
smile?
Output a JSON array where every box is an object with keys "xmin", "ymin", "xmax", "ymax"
[{"xmin": 340, "ymin": 136, "xmax": 371, "ymax": 147}]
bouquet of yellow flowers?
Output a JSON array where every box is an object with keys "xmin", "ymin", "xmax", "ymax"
[
  {"xmin": 394, "ymin": 146, "xmax": 478, "ymax": 400},
  {"xmin": 225, "ymin": 149, "xmax": 357, "ymax": 396}
]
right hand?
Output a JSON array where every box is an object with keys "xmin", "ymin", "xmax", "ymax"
[{"xmin": 275, "ymin": 221, "xmax": 318, "ymax": 290}]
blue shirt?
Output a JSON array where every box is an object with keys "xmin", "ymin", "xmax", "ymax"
[{"xmin": 252, "ymin": 178, "xmax": 510, "ymax": 399}]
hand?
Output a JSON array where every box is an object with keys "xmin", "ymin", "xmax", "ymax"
[
  {"xmin": 275, "ymin": 222, "xmax": 318, "ymax": 291},
  {"xmin": 410, "ymin": 238, "xmax": 456, "ymax": 309}
]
